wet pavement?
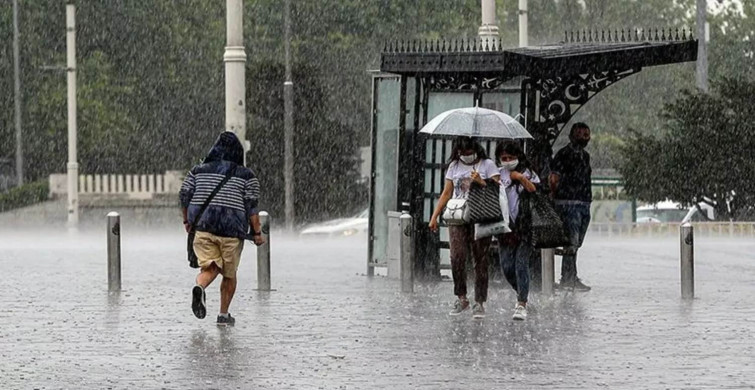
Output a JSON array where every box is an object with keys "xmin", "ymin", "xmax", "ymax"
[{"xmin": 1, "ymin": 226, "xmax": 754, "ymax": 389}]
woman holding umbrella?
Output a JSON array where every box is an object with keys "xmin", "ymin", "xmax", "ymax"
[{"xmin": 429, "ymin": 136, "xmax": 500, "ymax": 319}]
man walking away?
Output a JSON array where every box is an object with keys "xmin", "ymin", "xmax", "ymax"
[
  {"xmin": 180, "ymin": 131, "xmax": 265, "ymax": 326},
  {"xmin": 549, "ymin": 123, "xmax": 592, "ymax": 292}
]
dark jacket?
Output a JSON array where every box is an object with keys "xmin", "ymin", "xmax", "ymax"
[
  {"xmin": 550, "ymin": 144, "xmax": 592, "ymax": 203},
  {"xmin": 179, "ymin": 132, "xmax": 260, "ymax": 239}
]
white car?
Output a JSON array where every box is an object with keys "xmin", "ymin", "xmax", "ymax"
[
  {"xmin": 299, "ymin": 209, "xmax": 368, "ymax": 237},
  {"xmin": 636, "ymin": 201, "xmax": 714, "ymax": 223}
]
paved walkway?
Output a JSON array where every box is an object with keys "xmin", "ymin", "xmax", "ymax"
[{"xmin": 1, "ymin": 226, "xmax": 754, "ymax": 389}]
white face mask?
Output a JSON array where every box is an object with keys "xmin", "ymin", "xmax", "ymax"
[
  {"xmin": 500, "ymin": 159, "xmax": 519, "ymax": 171},
  {"xmin": 459, "ymin": 153, "xmax": 477, "ymax": 164}
]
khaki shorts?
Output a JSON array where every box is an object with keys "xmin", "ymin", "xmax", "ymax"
[{"xmin": 192, "ymin": 231, "xmax": 244, "ymax": 278}]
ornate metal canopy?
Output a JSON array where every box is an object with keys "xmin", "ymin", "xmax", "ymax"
[
  {"xmin": 379, "ymin": 28, "xmax": 697, "ymax": 170},
  {"xmin": 382, "ymin": 28, "xmax": 696, "ymax": 77}
]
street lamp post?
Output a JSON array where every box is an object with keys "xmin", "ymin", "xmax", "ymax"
[
  {"xmin": 66, "ymin": 1, "xmax": 79, "ymax": 226},
  {"xmin": 283, "ymin": 0, "xmax": 295, "ymax": 231},
  {"xmin": 696, "ymin": 0, "xmax": 708, "ymax": 92},
  {"xmin": 478, "ymin": 0, "xmax": 500, "ymax": 49},
  {"xmin": 518, "ymin": 0, "xmax": 528, "ymax": 47},
  {"xmin": 224, "ymin": 0, "xmax": 248, "ymax": 163},
  {"xmin": 12, "ymin": 0, "xmax": 23, "ymax": 186}
]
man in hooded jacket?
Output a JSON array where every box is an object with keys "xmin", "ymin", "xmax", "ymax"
[{"xmin": 179, "ymin": 131, "xmax": 264, "ymax": 326}]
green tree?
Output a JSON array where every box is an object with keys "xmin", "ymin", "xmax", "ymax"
[{"xmin": 618, "ymin": 77, "xmax": 755, "ymax": 220}]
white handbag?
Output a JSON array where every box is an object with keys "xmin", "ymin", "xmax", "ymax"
[{"xmin": 442, "ymin": 198, "xmax": 469, "ymax": 225}]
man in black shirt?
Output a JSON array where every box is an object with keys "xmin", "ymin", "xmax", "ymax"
[{"xmin": 549, "ymin": 123, "xmax": 592, "ymax": 291}]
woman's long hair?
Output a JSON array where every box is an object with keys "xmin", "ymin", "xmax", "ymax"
[
  {"xmin": 448, "ymin": 136, "xmax": 488, "ymax": 164},
  {"xmin": 494, "ymin": 140, "xmax": 530, "ymax": 173}
]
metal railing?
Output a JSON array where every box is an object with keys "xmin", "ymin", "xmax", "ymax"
[{"xmin": 588, "ymin": 222, "xmax": 755, "ymax": 238}]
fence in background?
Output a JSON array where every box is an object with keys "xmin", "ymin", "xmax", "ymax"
[
  {"xmin": 589, "ymin": 222, "xmax": 755, "ymax": 238},
  {"xmin": 49, "ymin": 171, "xmax": 184, "ymax": 197}
]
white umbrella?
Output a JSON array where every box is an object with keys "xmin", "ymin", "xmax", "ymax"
[{"xmin": 419, "ymin": 107, "xmax": 532, "ymax": 139}]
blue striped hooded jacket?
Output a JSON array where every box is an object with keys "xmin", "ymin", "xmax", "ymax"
[{"xmin": 179, "ymin": 132, "xmax": 260, "ymax": 239}]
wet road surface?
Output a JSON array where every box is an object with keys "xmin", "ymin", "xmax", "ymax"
[{"xmin": 1, "ymin": 227, "xmax": 753, "ymax": 389}]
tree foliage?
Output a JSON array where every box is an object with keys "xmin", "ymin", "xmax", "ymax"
[
  {"xmin": 618, "ymin": 78, "xmax": 755, "ymax": 220},
  {"xmin": 1, "ymin": 0, "xmax": 754, "ymax": 221}
]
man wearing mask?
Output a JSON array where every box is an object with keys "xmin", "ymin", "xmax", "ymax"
[{"xmin": 549, "ymin": 123, "xmax": 592, "ymax": 291}]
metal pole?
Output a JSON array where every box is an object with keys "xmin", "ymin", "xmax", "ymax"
[
  {"xmin": 107, "ymin": 212, "xmax": 121, "ymax": 292},
  {"xmin": 541, "ymin": 248, "xmax": 555, "ymax": 296},
  {"xmin": 257, "ymin": 211, "xmax": 271, "ymax": 291},
  {"xmin": 12, "ymin": 0, "xmax": 23, "ymax": 186},
  {"xmin": 680, "ymin": 223, "xmax": 695, "ymax": 299},
  {"xmin": 66, "ymin": 2, "xmax": 79, "ymax": 227},
  {"xmin": 283, "ymin": 0, "xmax": 295, "ymax": 231},
  {"xmin": 518, "ymin": 0, "xmax": 528, "ymax": 47},
  {"xmin": 478, "ymin": 0, "xmax": 500, "ymax": 50},
  {"xmin": 224, "ymin": 0, "xmax": 248, "ymax": 164},
  {"xmin": 696, "ymin": 0, "xmax": 708, "ymax": 92},
  {"xmin": 400, "ymin": 211, "xmax": 413, "ymax": 293}
]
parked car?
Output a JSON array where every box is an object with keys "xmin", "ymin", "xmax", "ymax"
[
  {"xmin": 299, "ymin": 208, "xmax": 368, "ymax": 237},
  {"xmin": 636, "ymin": 201, "xmax": 714, "ymax": 224}
]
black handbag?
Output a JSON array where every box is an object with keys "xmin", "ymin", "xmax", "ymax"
[
  {"xmin": 516, "ymin": 190, "xmax": 571, "ymax": 249},
  {"xmin": 187, "ymin": 168, "xmax": 235, "ymax": 268},
  {"xmin": 467, "ymin": 179, "xmax": 503, "ymax": 224}
]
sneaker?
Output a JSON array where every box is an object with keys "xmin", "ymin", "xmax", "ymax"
[
  {"xmin": 472, "ymin": 303, "xmax": 485, "ymax": 319},
  {"xmin": 559, "ymin": 279, "xmax": 592, "ymax": 292},
  {"xmin": 512, "ymin": 304, "xmax": 527, "ymax": 321},
  {"xmin": 216, "ymin": 313, "xmax": 235, "ymax": 327},
  {"xmin": 191, "ymin": 285, "xmax": 206, "ymax": 319},
  {"xmin": 449, "ymin": 299, "xmax": 470, "ymax": 316}
]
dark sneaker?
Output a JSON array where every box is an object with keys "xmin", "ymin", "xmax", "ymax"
[
  {"xmin": 472, "ymin": 303, "xmax": 485, "ymax": 319},
  {"xmin": 558, "ymin": 279, "xmax": 592, "ymax": 292},
  {"xmin": 191, "ymin": 285, "xmax": 206, "ymax": 319},
  {"xmin": 216, "ymin": 313, "xmax": 235, "ymax": 327},
  {"xmin": 449, "ymin": 299, "xmax": 470, "ymax": 316}
]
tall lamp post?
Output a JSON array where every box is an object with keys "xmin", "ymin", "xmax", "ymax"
[
  {"xmin": 283, "ymin": 0, "xmax": 295, "ymax": 231},
  {"xmin": 224, "ymin": 0, "xmax": 248, "ymax": 163},
  {"xmin": 518, "ymin": 0, "xmax": 528, "ymax": 47},
  {"xmin": 12, "ymin": 0, "xmax": 23, "ymax": 186},
  {"xmin": 696, "ymin": 0, "xmax": 708, "ymax": 92},
  {"xmin": 66, "ymin": 1, "xmax": 79, "ymax": 226},
  {"xmin": 478, "ymin": 0, "xmax": 500, "ymax": 49}
]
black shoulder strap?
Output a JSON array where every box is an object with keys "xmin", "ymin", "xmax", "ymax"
[{"xmin": 190, "ymin": 165, "xmax": 236, "ymax": 230}]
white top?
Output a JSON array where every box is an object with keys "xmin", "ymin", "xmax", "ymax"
[
  {"xmin": 500, "ymin": 168, "xmax": 540, "ymax": 221},
  {"xmin": 445, "ymin": 159, "xmax": 500, "ymax": 199}
]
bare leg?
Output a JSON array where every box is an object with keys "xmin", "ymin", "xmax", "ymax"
[
  {"xmin": 219, "ymin": 276, "xmax": 237, "ymax": 314},
  {"xmin": 196, "ymin": 262, "xmax": 221, "ymax": 288}
]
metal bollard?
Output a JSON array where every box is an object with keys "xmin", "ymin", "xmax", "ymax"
[
  {"xmin": 107, "ymin": 211, "xmax": 121, "ymax": 292},
  {"xmin": 256, "ymin": 211, "xmax": 271, "ymax": 291},
  {"xmin": 399, "ymin": 211, "xmax": 414, "ymax": 293},
  {"xmin": 680, "ymin": 222, "xmax": 695, "ymax": 299},
  {"xmin": 541, "ymin": 248, "xmax": 555, "ymax": 296}
]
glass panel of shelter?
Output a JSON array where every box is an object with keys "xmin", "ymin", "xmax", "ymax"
[{"xmin": 370, "ymin": 75, "xmax": 401, "ymax": 268}]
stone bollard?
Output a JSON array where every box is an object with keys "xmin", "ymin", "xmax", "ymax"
[
  {"xmin": 680, "ymin": 222, "xmax": 694, "ymax": 299},
  {"xmin": 541, "ymin": 248, "xmax": 555, "ymax": 296},
  {"xmin": 107, "ymin": 212, "xmax": 121, "ymax": 292},
  {"xmin": 400, "ymin": 211, "xmax": 414, "ymax": 293},
  {"xmin": 256, "ymin": 211, "xmax": 271, "ymax": 291}
]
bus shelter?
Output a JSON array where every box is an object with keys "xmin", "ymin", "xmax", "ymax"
[{"xmin": 368, "ymin": 29, "xmax": 697, "ymax": 279}]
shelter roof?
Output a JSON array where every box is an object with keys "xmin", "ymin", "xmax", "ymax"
[{"xmin": 380, "ymin": 29, "xmax": 697, "ymax": 78}]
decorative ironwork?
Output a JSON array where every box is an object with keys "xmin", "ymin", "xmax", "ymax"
[
  {"xmin": 562, "ymin": 28, "xmax": 692, "ymax": 44},
  {"xmin": 531, "ymin": 68, "xmax": 640, "ymax": 143},
  {"xmin": 383, "ymin": 38, "xmax": 504, "ymax": 54},
  {"xmin": 425, "ymin": 73, "xmax": 513, "ymax": 91}
]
